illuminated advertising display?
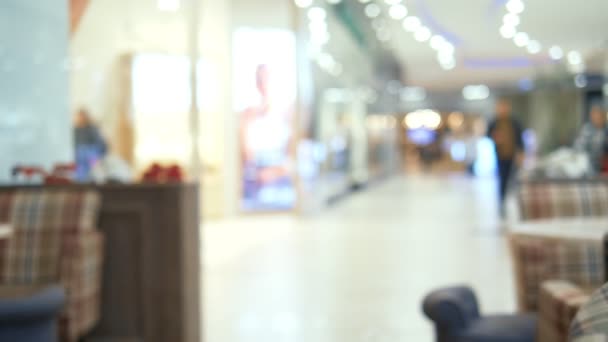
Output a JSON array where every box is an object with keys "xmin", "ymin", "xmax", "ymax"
[{"xmin": 233, "ymin": 28, "xmax": 297, "ymax": 211}]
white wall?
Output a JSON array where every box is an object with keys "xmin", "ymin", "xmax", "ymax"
[
  {"xmin": 70, "ymin": 0, "xmax": 191, "ymax": 134},
  {"xmin": 0, "ymin": 0, "xmax": 72, "ymax": 182},
  {"xmin": 199, "ymin": 0, "xmax": 232, "ymax": 218}
]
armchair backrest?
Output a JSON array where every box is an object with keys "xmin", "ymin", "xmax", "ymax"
[
  {"xmin": 518, "ymin": 181, "xmax": 608, "ymax": 221},
  {"xmin": 0, "ymin": 189, "xmax": 100, "ymax": 285},
  {"xmin": 0, "ymin": 190, "xmax": 99, "ymax": 231}
]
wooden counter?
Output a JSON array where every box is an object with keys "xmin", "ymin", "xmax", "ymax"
[{"xmin": 0, "ymin": 183, "xmax": 201, "ymax": 342}]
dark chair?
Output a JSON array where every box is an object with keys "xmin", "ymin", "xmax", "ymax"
[
  {"xmin": 423, "ymin": 286, "xmax": 537, "ymax": 342},
  {"xmin": 0, "ymin": 286, "xmax": 66, "ymax": 342}
]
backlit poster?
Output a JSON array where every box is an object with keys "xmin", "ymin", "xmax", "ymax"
[{"xmin": 233, "ymin": 28, "xmax": 297, "ymax": 211}]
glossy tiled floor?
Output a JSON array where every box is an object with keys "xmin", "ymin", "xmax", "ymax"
[{"xmin": 203, "ymin": 174, "xmax": 516, "ymax": 342}]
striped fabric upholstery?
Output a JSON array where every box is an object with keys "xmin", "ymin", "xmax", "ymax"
[
  {"xmin": 59, "ymin": 230, "xmax": 103, "ymax": 341},
  {"xmin": 570, "ymin": 282, "xmax": 608, "ymax": 341},
  {"xmin": 0, "ymin": 189, "xmax": 103, "ymax": 342},
  {"xmin": 510, "ymin": 235, "xmax": 604, "ymax": 312},
  {"xmin": 538, "ymin": 280, "xmax": 591, "ymax": 342},
  {"xmin": 574, "ymin": 336, "xmax": 608, "ymax": 342},
  {"xmin": 518, "ymin": 182, "xmax": 608, "ymax": 221}
]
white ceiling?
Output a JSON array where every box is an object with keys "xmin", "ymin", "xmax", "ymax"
[{"xmin": 373, "ymin": 0, "xmax": 608, "ymax": 90}]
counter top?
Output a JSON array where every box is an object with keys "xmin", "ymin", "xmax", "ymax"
[{"xmin": 510, "ymin": 218, "xmax": 608, "ymax": 240}]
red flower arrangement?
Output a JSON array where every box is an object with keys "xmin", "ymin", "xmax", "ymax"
[{"xmin": 142, "ymin": 163, "xmax": 184, "ymax": 183}]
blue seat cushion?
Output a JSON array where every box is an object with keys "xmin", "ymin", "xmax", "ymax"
[{"xmin": 462, "ymin": 314, "xmax": 537, "ymax": 342}]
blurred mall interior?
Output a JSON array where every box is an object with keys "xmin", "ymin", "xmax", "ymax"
[{"xmin": 1, "ymin": 0, "xmax": 608, "ymax": 341}]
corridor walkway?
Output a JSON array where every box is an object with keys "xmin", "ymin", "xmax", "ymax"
[{"xmin": 204, "ymin": 174, "xmax": 516, "ymax": 341}]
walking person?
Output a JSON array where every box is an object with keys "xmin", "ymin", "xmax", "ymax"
[
  {"xmin": 574, "ymin": 104, "xmax": 608, "ymax": 174},
  {"xmin": 487, "ymin": 98, "xmax": 524, "ymax": 218},
  {"xmin": 74, "ymin": 108, "xmax": 108, "ymax": 181}
]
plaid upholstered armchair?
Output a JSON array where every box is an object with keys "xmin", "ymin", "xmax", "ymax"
[
  {"xmin": 510, "ymin": 234, "xmax": 608, "ymax": 342},
  {"xmin": 0, "ymin": 189, "xmax": 104, "ymax": 342}
]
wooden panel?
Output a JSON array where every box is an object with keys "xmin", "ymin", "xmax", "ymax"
[
  {"xmin": 93, "ymin": 204, "xmax": 147, "ymax": 339},
  {"xmin": 90, "ymin": 184, "xmax": 201, "ymax": 342},
  {"xmin": 180, "ymin": 185, "xmax": 202, "ymax": 342}
]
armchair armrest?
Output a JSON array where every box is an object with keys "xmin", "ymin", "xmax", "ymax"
[
  {"xmin": 0, "ymin": 286, "xmax": 66, "ymax": 342},
  {"xmin": 0, "ymin": 286, "xmax": 65, "ymax": 322},
  {"xmin": 538, "ymin": 280, "xmax": 591, "ymax": 342},
  {"xmin": 422, "ymin": 286, "xmax": 481, "ymax": 331}
]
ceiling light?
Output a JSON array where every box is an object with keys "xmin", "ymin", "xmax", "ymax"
[
  {"xmin": 404, "ymin": 113, "xmax": 422, "ymax": 129},
  {"xmin": 503, "ymin": 13, "xmax": 520, "ymax": 27},
  {"xmin": 359, "ymin": 0, "xmax": 372, "ymax": 3},
  {"xmin": 310, "ymin": 30, "xmax": 330, "ymax": 45},
  {"xmin": 424, "ymin": 110, "xmax": 442, "ymax": 129},
  {"xmin": 309, "ymin": 20, "xmax": 328, "ymax": 34},
  {"xmin": 513, "ymin": 32, "xmax": 529, "ymax": 47},
  {"xmin": 440, "ymin": 59, "xmax": 456, "ymax": 70},
  {"xmin": 567, "ymin": 50, "xmax": 583, "ymax": 65},
  {"xmin": 438, "ymin": 51, "xmax": 456, "ymax": 70},
  {"xmin": 385, "ymin": 0, "xmax": 402, "ymax": 4},
  {"xmin": 527, "ymin": 40, "xmax": 541, "ymax": 54},
  {"xmin": 549, "ymin": 46, "xmax": 564, "ymax": 60},
  {"xmin": 326, "ymin": 0, "xmax": 342, "ymax": 4},
  {"xmin": 401, "ymin": 87, "xmax": 427, "ymax": 102},
  {"xmin": 430, "ymin": 35, "xmax": 446, "ymax": 50},
  {"xmin": 439, "ymin": 42, "xmax": 455, "ymax": 55},
  {"xmin": 308, "ymin": 7, "xmax": 327, "ymax": 21},
  {"xmin": 506, "ymin": 0, "xmax": 525, "ymax": 14},
  {"xmin": 157, "ymin": 0, "xmax": 180, "ymax": 11},
  {"xmin": 437, "ymin": 54, "xmax": 456, "ymax": 66},
  {"xmin": 462, "ymin": 85, "xmax": 490, "ymax": 100},
  {"xmin": 574, "ymin": 74, "xmax": 587, "ymax": 88},
  {"xmin": 402, "ymin": 16, "xmax": 421, "ymax": 32},
  {"xmin": 389, "ymin": 4, "xmax": 408, "ymax": 20},
  {"xmin": 365, "ymin": 4, "xmax": 381, "ymax": 18},
  {"xmin": 294, "ymin": 0, "xmax": 313, "ymax": 8},
  {"xmin": 500, "ymin": 25, "xmax": 516, "ymax": 39},
  {"xmin": 405, "ymin": 110, "xmax": 442, "ymax": 130},
  {"xmin": 414, "ymin": 26, "xmax": 431, "ymax": 42},
  {"xmin": 437, "ymin": 51, "xmax": 454, "ymax": 64}
]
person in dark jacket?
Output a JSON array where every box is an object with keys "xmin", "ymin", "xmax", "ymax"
[
  {"xmin": 74, "ymin": 109, "xmax": 107, "ymax": 181},
  {"xmin": 487, "ymin": 98, "xmax": 524, "ymax": 217}
]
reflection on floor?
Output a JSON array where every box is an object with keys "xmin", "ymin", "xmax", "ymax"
[{"xmin": 204, "ymin": 174, "xmax": 516, "ymax": 342}]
